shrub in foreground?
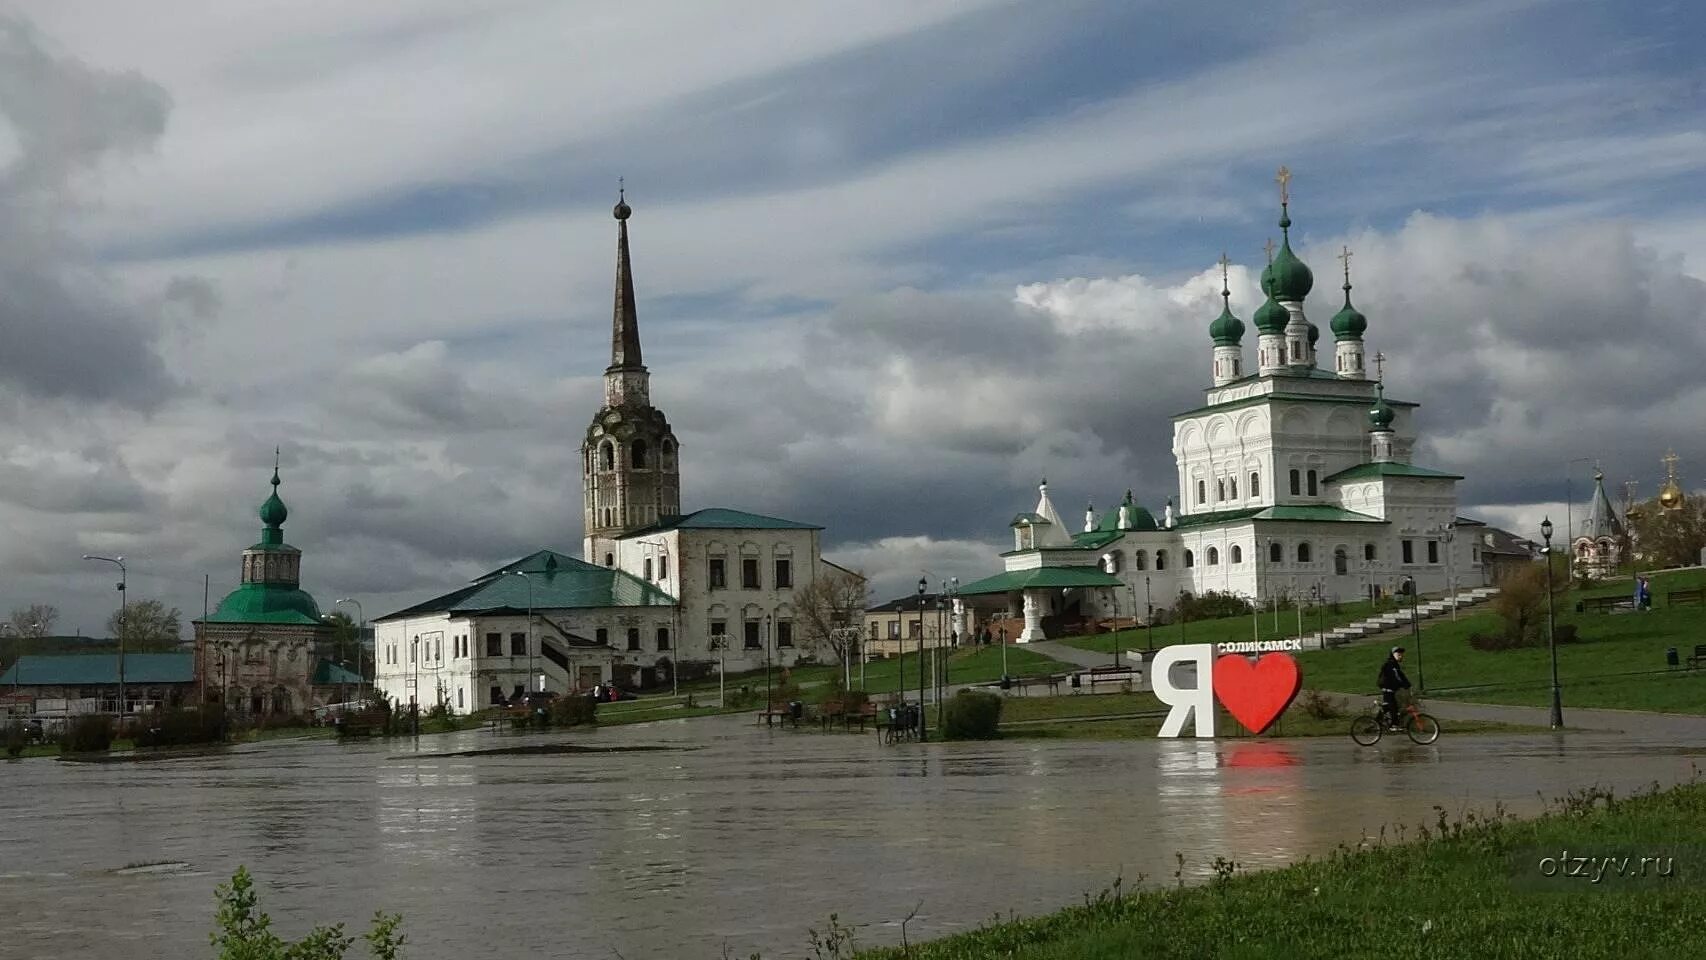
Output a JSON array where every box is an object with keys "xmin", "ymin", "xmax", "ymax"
[
  {"xmin": 212, "ymin": 866, "xmax": 403, "ymax": 960},
  {"xmin": 550, "ymin": 693, "xmax": 598, "ymax": 727},
  {"xmin": 942, "ymin": 690, "xmax": 1002, "ymax": 740},
  {"xmin": 131, "ymin": 707, "xmax": 227, "ymax": 748}
]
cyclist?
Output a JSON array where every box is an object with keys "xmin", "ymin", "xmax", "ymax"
[{"xmin": 1377, "ymin": 646, "xmax": 1411, "ymax": 729}]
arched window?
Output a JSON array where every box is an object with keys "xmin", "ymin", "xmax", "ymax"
[
  {"xmin": 1197, "ymin": 479, "xmax": 1206, "ymax": 504},
  {"xmin": 1156, "ymin": 550, "xmax": 1168, "ymax": 571},
  {"xmin": 1207, "ymin": 547, "xmax": 1219, "ymax": 566},
  {"xmin": 1297, "ymin": 542, "xmax": 1312, "ymax": 563},
  {"xmin": 1289, "ymin": 469, "xmax": 1300, "ymax": 495},
  {"xmin": 600, "ymin": 441, "xmax": 615, "ymax": 471},
  {"xmin": 661, "ymin": 438, "xmax": 675, "ymax": 468},
  {"xmin": 1104, "ymin": 551, "xmax": 1122, "ymax": 574},
  {"xmin": 1250, "ymin": 472, "xmax": 1260, "ymax": 498},
  {"xmin": 643, "ymin": 558, "xmax": 653, "ymax": 580},
  {"xmin": 603, "ymin": 553, "xmax": 615, "ymax": 567},
  {"xmin": 1184, "ymin": 549, "xmax": 1195, "ymax": 568},
  {"xmin": 1133, "ymin": 550, "xmax": 1147, "ymax": 571},
  {"xmin": 1334, "ymin": 547, "xmax": 1349, "ymax": 575},
  {"xmin": 1216, "ymin": 479, "xmax": 1226, "ymax": 502},
  {"xmin": 632, "ymin": 439, "xmax": 649, "ymax": 469},
  {"xmin": 1270, "ymin": 541, "xmax": 1283, "ymax": 563},
  {"xmin": 1229, "ymin": 478, "xmax": 1238, "ymax": 499},
  {"xmin": 1231, "ymin": 544, "xmax": 1243, "ymax": 564},
  {"xmin": 1307, "ymin": 469, "xmax": 1319, "ymax": 496},
  {"xmin": 1364, "ymin": 543, "xmax": 1377, "ymax": 561}
]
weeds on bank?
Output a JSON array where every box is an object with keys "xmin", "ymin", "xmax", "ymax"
[{"xmin": 211, "ymin": 867, "xmax": 403, "ymax": 960}]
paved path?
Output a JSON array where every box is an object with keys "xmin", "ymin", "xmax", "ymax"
[
  {"xmin": 1325, "ymin": 691, "xmax": 1706, "ymax": 739},
  {"xmin": 1024, "ymin": 639, "xmax": 1127, "ymax": 670}
]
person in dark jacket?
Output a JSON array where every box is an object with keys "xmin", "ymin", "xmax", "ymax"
[{"xmin": 1377, "ymin": 647, "xmax": 1411, "ymax": 728}]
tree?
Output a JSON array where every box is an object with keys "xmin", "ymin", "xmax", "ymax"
[
  {"xmin": 794, "ymin": 567, "xmax": 871, "ymax": 667},
  {"xmin": 1490, "ymin": 561, "xmax": 1561, "ymax": 645},
  {"xmin": 8, "ymin": 604, "xmax": 58, "ymax": 639},
  {"xmin": 321, "ymin": 610, "xmax": 359, "ymax": 665},
  {"xmin": 108, "ymin": 598, "xmax": 183, "ymax": 649},
  {"xmin": 1628, "ymin": 493, "xmax": 1706, "ymax": 569}
]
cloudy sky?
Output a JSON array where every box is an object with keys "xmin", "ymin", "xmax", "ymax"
[{"xmin": 2, "ymin": 0, "xmax": 1704, "ymax": 634}]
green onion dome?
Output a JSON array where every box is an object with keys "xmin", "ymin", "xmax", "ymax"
[
  {"xmin": 1306, "ymin": 321, "xmax": 1320, "ymax": 348},
  {"xmin": 1330, "ymin": 285, "xmax": 1367, "ymax": 339},
  {"xmin": 1252, "ymin": 293, "xmax": 1290, "ymax": 335},
  {"xmin": 1269, "ymin": 210, "xmax": 1314, "ymax": 302},
  {"xmin": 1368, "ymin": 385, "xmax": 1395, "ymax": 429},
  {"xmin": 1209, "ymin": 299, "xmax": 1244, "ymax": 345},
  {"xmin": 259, "ymin": 468, "xmax": 288, "ymax": 527}
]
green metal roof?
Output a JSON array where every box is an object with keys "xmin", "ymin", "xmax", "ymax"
[
  {"xmin": 1325, "ymin": 462, "xmax": 1462, "ymax": 483},
  {"xmin": 1177, "ymin": 504, "xmax": 1385, "ymax": 527},
  {"xmin": 380, "ymin": 549, "xmax": 675, "ymax": 622},
  {"xmin": 311, "ymin": 659, "xmax": 364, "ymax": 685},
  {"xmin": 1175, "ymin": 389, "xmax": 1417, "ymax": 419},
  {"xmin": 956, "ymin": 566, "xmax": 1124, "ymax": 596},
  {"xmin": 624, "ymin": 507, "xmax": 821, "ymax": 535},
  {"xmin": 203, "ymin": 582, "xmax": 326, "ymax": 626},
  {"xmin": 0, "ymin": 653, "xmax": 193, "ymax": 686}
]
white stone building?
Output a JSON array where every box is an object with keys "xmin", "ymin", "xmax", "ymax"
[
  {"xmin": 959, "ymin": 181, "xmax": 1482, "ymax": 641},
  {"xmin": 372, "ymin": 192, "xmax": 841, "ymax": 713}
]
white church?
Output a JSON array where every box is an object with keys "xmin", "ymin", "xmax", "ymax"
[
  {"xmin": 372, "ymin": 192, "xmax": 845, "ymax": 713},
  {"xmin": 958, "ymin": 173, "xmax": 1482, "ymax": 641}
]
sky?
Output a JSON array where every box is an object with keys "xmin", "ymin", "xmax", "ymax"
[{"xmin": 2, "ymin": 0, "xmax": 1705, "ymax": 634}]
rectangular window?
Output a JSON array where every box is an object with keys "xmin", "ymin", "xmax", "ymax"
[
  {"xmin": 595, "ymin": 627, "xmax": 609, "ymax": 646},
  {"xmin": 775, "ymin": 559, "xmax": 793, "ymax": 589},
  {"xmin": 659, "ymin": 556, "xmax": 669, "ymax": 580},
  {"xmin": 644, "ymin": 558, "xmax": 653, "ymax": 580},
  {"xmin": 435, "ymin": 638, "xmax": 442, "ymax": 661},
  {"xmin": 1307, "ymin": 470, "xmax": 1319, "ymax": 496},
  {"xmin": 743, "ymin": 620, "xmax": 761, "ymax": 650},
  {"xmin": 776, "ymin": 621, "xmax": 793, "ymax": 648},
  {"xmin": 741, "ymin": 557, "xmax": 761, "ymax": 589},
  {"xmin": 1289, "ymin": 469, "xmax": 1301, "ymax": 495},
  {"xmin": 1402, "ymin": 540, "xmax": 1414, "ymax": 564},
  {"xmin": 626, "ymin": 628, "xmax": 641, "ymax": 651},
  {"xmin": 485, "ymin": 633, "xmax": 501, "ymax": 657},
  {"xmin": 1197, "ymin": 479, "xmax": 1206, "ymax": 504},
  {"xmin": 490, "ymin": 685, "xmax": 503, "ymax": 706},
  {"xmin": 710, "ymin": 621, "xmax": 726, "ymax": 649},
  {"xmin": 708, "ymin": 558, "xmax": 726, "ymax": 589},
  {"xmin": 457, "ymin": 688, "xmax": 464, "ymax": 709},
  {"xmin": 1364, "ymin": 543, "xmax": 1376, "ymax": 561},
  {"xmin": 889, "ymin": 621, "xmax": 899, "ymax": 639},
  {"xmin": 1428, "ymin": 540, "xmax": 1440, "ymax": 564},
  {"xmin": 909, "ymin": 620, "xmax": 922, "ymax": 639},
  {"xmin": 510, "ymin": 632, "xmax": 526, "ymax": 656},
  {"xmin": 656, "ymin": 627, "xmax": 670, "ymax": 651}
]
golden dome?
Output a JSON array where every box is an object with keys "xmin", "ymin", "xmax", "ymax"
[{"xmin": 1659, "ymin": 480, "xmax": 1684, "ymax": 511}]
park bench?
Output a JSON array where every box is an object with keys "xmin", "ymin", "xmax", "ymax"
[
  {"xmin": 1012, "ymin": 674, "xmax": 1064, "ymax": 696},
  {"xmin": 1668, "ymin": 588, "xmax": 1704, "ymax": 607},
  {"xmin": 1689, "ymin": 645, "xmax": 1706, "ymax": 670},
  {"xmin": 1578, "ymin": 595, "xmax": 1632, "ymax": 614},
  {"xmin": 757, "ymin": 703, "xmax": 799, "ymax": 728},
  {"xmin": 1083, "ymin": 665, "xmax": 1139, "ymax": 690},
  {"xmin": 875, "ymin": 704, "xmax": 919, "ymax": 744}
]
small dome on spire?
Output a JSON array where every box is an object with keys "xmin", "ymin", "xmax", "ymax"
[
  {"xmin": 613, "ymin": 180, "xmax": 631, "ymax": 221},
  {"xmin": 1330, "ymin": 246, "xmax": 1367, "ymax": 339},
  {"xmin": 1209, "ymin": 284, "xmax": 1244, "ymax": 346},
  {"xmin": 1268, "ymin": 168, "xmax": 1313, "ymax": 302},
  {"xmin": 1368, "ymin": 384, "xmax": 1395, "ymax": 429}
]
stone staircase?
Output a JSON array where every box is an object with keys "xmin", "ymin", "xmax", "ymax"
[{"xmin": 1299, "ymin": 586, "xmax": 1500, "ymax": 650}]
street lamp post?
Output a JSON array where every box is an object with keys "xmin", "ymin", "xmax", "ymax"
[
  {"xmin": 764, "ymin": 614, "xmax": 773, "ymax": 709},
  {"xmin": 1542, "ymin": 517, "xmax": 1563, "ymax": 729},
  {"xmin": 1144, "ymin": 576, "xmax": 1153, "ymax": 653},
  {"xmin": 1402, "ymin": 575, "xmax": 1423, "ymax": 693},
  {"xmin": 511, "ymin": 571, "xmax": 536, "ymax": 694},
  {"xmin": 916, "ymin": 576, "xmax": 927, "ymax": 741},
  {"xmin": 82, "ymin": 555, "xmax": 127, "ymax": 716}
]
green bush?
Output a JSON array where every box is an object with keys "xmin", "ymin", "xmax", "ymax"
[
  {"xmin": 942, "ymin": 690, "xmax": 1003, "ymax": 740},
  {"xmin": 4, "ymin": 721, "xmax": 27, "ymax": 757},
  {"xmin": 131, "ymin": 707, "xmax": 227, "ymax": 748},
  {"xmin": 1298, "ymin": 688, "xmax": 1347, "ymax": 720},
  {"xmin": 725, "ymin": 686, "xmax": 760, "ymax": 709},
  {"xmin": 1178, "ymin": 590, "xmax": 1254, "ymax": 621},
  {"xmin": 549, "ymin": 694, "xmax": 597, "ymax": 727},
  {"xmin": 213, "ymin": 866, "xmax": 404, "ymax": 959},
  {"xmin": 60, "ymin": 714, "xmax": 114, "ymax": 753}
]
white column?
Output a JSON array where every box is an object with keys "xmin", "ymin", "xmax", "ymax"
[{"xmin": 1018, "ymin": 592, "xmax": 1046, "ymax": 643}]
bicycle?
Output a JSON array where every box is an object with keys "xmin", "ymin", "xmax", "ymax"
[{"xmin": 1350, "ymin": 696, "xmax": 1439, "ymax": 745}]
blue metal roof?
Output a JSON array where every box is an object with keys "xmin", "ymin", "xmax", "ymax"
[{"xmin": 0, "ymin": 653, "xmax": 194, "ymax": 686}]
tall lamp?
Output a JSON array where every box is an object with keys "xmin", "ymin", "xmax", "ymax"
[
  {"xmin": 916, "ymin": 576, "xmax": 927, "ymax": 741},
  {"xmin": 1541, "ymin": 516, "xmax": 1563, "ymax": 729}
]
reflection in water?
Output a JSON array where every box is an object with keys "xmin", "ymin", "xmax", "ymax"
[{"xmin": 0, "ymin": 721, "xmax": 1695, "ymax": 959}]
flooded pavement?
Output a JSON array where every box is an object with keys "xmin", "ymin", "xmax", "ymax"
[{"xmin": 1, "ymin": 718, "xmax": 1702, "ymax": 960}]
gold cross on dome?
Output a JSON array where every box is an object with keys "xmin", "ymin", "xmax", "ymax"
[
  {"xmin": 1218, "ymin": 251, "xmax": 1231, "ymax": 291},
  {"xmin": 1664, "ymin": 449, "xmax": 1680, "ymax": 479},
  {"xmin": 1276, "ymin": 165, "xmax": 1292, "ymax": 205},
  {"xmin": 1373, "ymin": 351, "xmax": 1387, "ymax": 382},
  {"xmin": 1262, "ymin": 237, "xmax": 1276, "ymax": 264},
  {"xmin": 1338, "ymin": 244, "xmax": 1353, "ymax": 283}
]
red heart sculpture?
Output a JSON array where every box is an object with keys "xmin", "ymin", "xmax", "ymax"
[{"xmin": 1212, "ymin": 653, "xmax": 1303, "ymax": 735}]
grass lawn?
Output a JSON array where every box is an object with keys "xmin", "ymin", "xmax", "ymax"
[
  {"xmin": 1059, "ymin": 595, "xmax": 1415, "ymax": 656},
  {"xmin": 994, "ymin": 692, "xmax": 1533, "ymax": 740},
  {"xmin": 852, "ymin": 779, "xmax": 1706, "ymax": 959},
  {"xmin": 1295, "ymin": 567, "xmax": 1706, "ymax": 713},
  {"xmin": 667, "ymin": 645, "xmax": 1076, "ymax": 707}
]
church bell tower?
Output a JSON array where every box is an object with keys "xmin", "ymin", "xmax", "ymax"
[{"xmin": 582, "ymin": 188, "xmax": 681, "ymax": 565}]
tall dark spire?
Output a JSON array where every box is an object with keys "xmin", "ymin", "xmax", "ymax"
[{"xmin": 610, "ymin": 180, "xmax": 643, "ymax": 371}]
